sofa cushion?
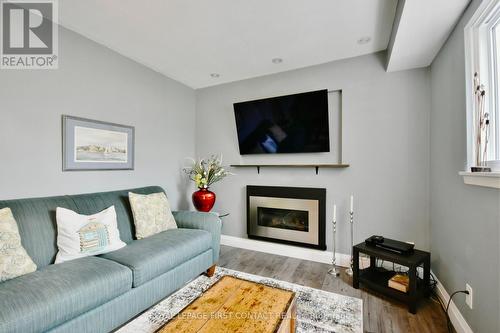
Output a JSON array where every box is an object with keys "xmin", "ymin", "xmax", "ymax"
[
  {"xmin": 55, "ymin": 206, "xmax": 126, "ymax": 264},
  {"xmin": 128, "ymin": 192, "xmax": 177, "ymax": 239},
  {"xmin": 100, "ymin": 228, "xmax": 212, "ymax": 287},
  {"xmin": 0, "ymin": 256, "xmax": 132, "ymax": 333},
  {"xmin": 0, "ymin": 207, "xmax": 37, "ymax": 282}
]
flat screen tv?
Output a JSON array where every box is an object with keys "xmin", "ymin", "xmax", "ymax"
[{"xmin": 233, "ymin": 89, "xmax": 330, "ymax": 155}]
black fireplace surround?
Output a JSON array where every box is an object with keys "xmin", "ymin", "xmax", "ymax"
[{"xmin": 246, "ymin": 185, "xmax": 326, "ymax": 250}]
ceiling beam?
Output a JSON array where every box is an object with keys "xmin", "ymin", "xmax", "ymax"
[{"xmin": 386, "ymin": 0, "xmax": 471, "ymax": 72}]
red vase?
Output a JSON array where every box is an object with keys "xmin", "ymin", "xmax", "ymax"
[{"xmin": 192, "ymin": 188, "xmax": 216, "ymax": 212}]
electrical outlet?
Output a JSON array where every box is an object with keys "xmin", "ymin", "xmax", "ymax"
[{"xmin": 466, "ymin": 284, "xmax": 473, "ymax": 309}]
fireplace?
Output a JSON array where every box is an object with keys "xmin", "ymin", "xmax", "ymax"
[{"xmin": 247, "ymin": 186, "xmax": 326, "ymax": 250}]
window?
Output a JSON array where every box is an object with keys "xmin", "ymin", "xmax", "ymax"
[
  {"xmin": 493, "ymin": 23, "xmax": 500, "ymax": 161},
  {"xmin": 465, "ymin": 0, "xmax": 500, "ymax": 170}
]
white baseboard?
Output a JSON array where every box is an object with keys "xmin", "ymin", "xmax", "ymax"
[
  {"xmin": 432, "ymin": 273, "xmax": 474, "ymax": 333},
  {"xmin": 220, "ymin": 235, "xmax": 370, "ymax": 268}
]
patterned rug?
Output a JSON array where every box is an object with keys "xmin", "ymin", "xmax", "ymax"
[{"xmin": 118, "ymin": 267, "xmax": 363, "ymax": 333}]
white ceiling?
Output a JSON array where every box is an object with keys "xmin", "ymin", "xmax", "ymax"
[
  {"xmin": 386, "ymin": 0, "xmax": 471, "ymax": 72},
  {"xmin": 59, "ymin": 0, "xmax": 398, "ymax": 89},
  {"xmin": 58, "ymin": 1, "xmax": 471, "ymax": 88}
]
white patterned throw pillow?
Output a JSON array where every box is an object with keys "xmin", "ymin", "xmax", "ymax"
[
  {"xmin": 0, "ymin": 207, "xmax": 37, "ymax": 282},
  {"xmin": 129, "ymin": 192, "xmax": 177, "ymax": 239},
  {"xmin": 55, "ymin": 206, "xmax": 126, "ymax": 264}
]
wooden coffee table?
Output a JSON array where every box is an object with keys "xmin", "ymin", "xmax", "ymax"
[{"xmin": 157, "ymin": 276, "xmax": 297, "ymax": 333}]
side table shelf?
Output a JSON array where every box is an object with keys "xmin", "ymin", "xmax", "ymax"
[{"xmin": 352, "ymin": 242, "xmax": 431, "ymax": 314}]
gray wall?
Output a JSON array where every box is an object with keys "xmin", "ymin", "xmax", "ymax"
[
  {"xmin": 430, "ymin": 1, "xmax": 500, "ymax": 332},
  {"xmin": 0, "ymin": 26, "xmax": 196, "ymax": 209},
  {"xmin": 3, "ymin": 14, "xmax": 494, "ymax": 331},
  {"xmin": 196, "ymin": 53, "xmax": 431, "ymax": 254}
]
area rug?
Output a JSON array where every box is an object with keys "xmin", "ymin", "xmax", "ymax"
[{"xmin": 117, "ymin": 267, "xmax": 363, "ymax": 333}]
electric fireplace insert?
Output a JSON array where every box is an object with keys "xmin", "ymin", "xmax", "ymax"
[{"xmin": 247, "ymin": 185, "xmax": 326, "ymax": 250}]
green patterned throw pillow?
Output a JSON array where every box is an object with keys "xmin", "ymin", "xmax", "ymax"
[
  {"xmin": 129, "ymin": 192, "xmax": 177, "ymax": 239},
  {"xmin": 0, "ymin": 207, "xmax": 37, "ymax": 282}
]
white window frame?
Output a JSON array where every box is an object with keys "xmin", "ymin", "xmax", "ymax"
[{"xmin": 464, "ymin": 0, "xmax": 500, "ymax": 171}]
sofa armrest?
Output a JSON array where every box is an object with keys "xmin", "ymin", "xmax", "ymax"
[{"xmin": 172, "ymin": 211, "xmax": 222, "ymax": 263}]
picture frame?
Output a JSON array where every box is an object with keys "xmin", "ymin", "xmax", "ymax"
[{"xmin": 62, "ymin": 115, "xmax": 135, "ymax": 171}]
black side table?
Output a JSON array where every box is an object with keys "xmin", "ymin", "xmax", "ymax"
[{"xmin": 352, "ymin": 242, "xmax": 431, "ymax": 314}]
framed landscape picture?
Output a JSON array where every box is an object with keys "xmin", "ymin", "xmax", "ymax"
[{"xmin": 63, "ymin": 115, "xmax": 134, "ymax": 171}]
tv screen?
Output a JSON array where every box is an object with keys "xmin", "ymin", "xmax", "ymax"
[{"xmin": 233, "ymin": 89, "xmax": 330, "ymax": 155}]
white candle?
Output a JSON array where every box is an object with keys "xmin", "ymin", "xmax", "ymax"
[
  {"xmin": 350, "ymin": 195, "xmax": 354, "ymax": 212},
  {"xmin": 333, "ymin": 204, "xmax": 337, "ymax": 221}
]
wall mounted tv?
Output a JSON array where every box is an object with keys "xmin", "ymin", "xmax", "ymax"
[{"xmin": 233, "ymin": 89, "xmax": 330, "ymax": 155}]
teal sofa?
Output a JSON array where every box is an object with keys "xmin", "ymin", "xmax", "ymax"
[{"xmin": 0, "ymin": 186, "xmax": 222, "ymax": 333}]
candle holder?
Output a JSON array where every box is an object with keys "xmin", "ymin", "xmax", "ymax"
[
  {"xmin": 327, "ymin": 217, "xmax": 340, "ymax": 276},
  {"xmin": 346, "ymin": 211, "xmax": 354, "ymax": 276}
]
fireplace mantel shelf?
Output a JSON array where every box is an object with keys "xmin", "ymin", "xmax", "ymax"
[{"xmin": 230, "ymin": 163, "xmax": 350, "ymax": 174}]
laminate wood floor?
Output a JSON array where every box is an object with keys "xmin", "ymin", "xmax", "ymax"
[{"xmin": 218, "ymin": 245, "xmax": 451, "ymax": 333}]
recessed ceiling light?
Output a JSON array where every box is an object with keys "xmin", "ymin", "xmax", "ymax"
[
  {"xmin": 357, "ymin": 37, "xmax": 371, "ymax": 45},
  {"xmin": 272, "ymin": 58, "xmax": 283, "ymax": 64},
  {"xmin": 210, "ymin": 73, "xmax": 220, "ymax": 78}
]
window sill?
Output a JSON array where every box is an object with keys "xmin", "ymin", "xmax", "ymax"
[{"xmin": 459, "ymin": 171, "xmax": 500, "ymax": 189}]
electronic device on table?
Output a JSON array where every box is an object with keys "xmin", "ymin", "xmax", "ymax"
[{"xmin": 365, "ymin": 235, "xmax": 414, "ymax": 255}]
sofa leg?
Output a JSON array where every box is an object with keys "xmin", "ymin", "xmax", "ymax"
[{"xmin": 206, "ymin": 265, "xmax": 216, "ymax": 277}]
